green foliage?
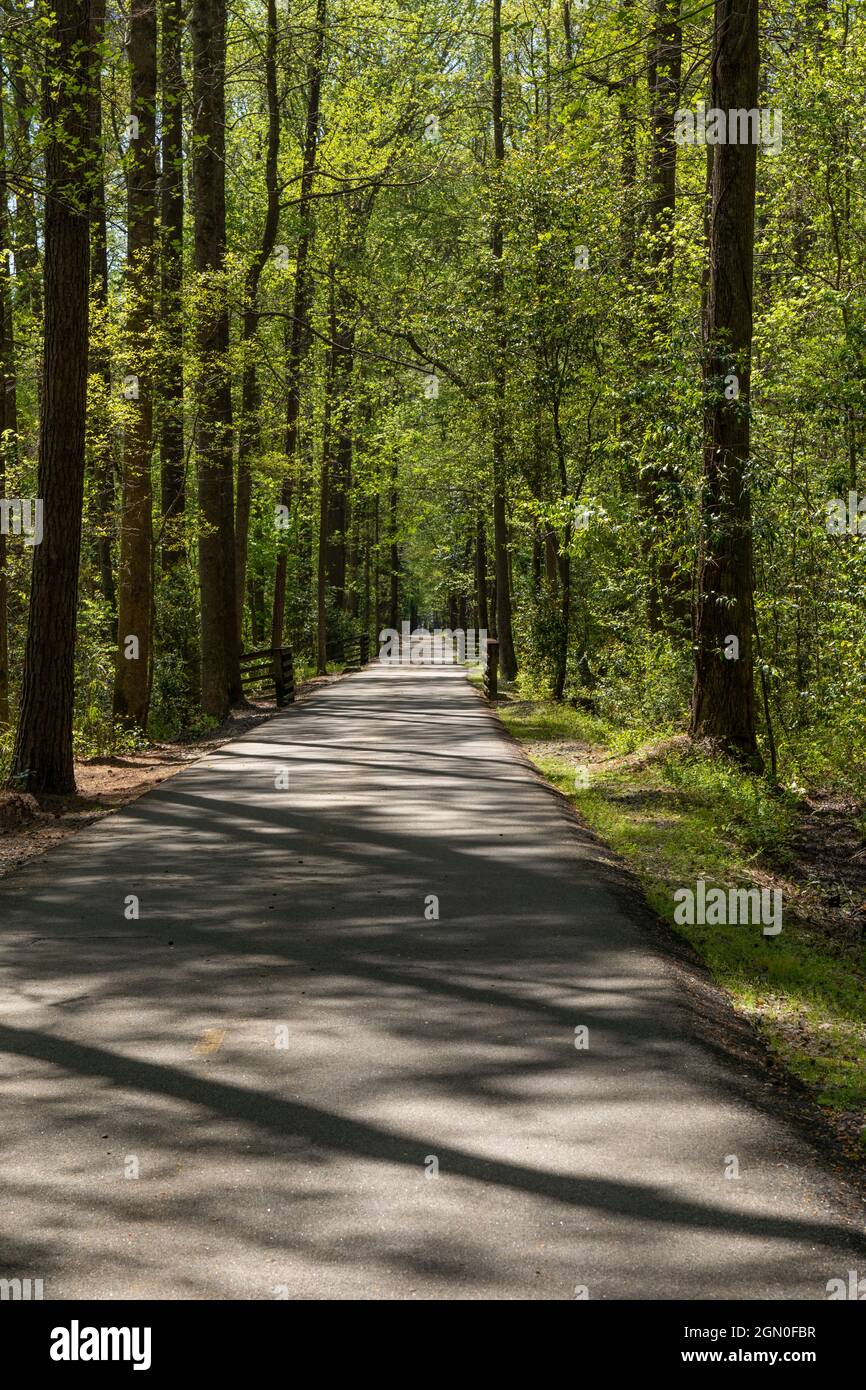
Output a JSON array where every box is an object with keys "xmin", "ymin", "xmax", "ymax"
[
  {"xmin": 500, "ymin": 694, "xmax": 866, "ymax": 1121},
  {"xmin": 1, "ymin": 0, "xmax": 865, "ymax": 824}
]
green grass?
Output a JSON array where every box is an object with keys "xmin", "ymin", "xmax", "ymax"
[{"xmin": 496, "ymin": 694, "xmax": 866, "ymax": 1129}]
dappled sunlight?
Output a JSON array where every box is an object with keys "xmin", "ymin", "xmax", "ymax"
[{"xmin": 0, "ymin": 666, "xmax": 863, "ymax": 1298}]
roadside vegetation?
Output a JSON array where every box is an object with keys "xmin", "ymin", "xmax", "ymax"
[{"xmin": 490, "ymin": 667, "xmax": 866, "ymax": 1157}]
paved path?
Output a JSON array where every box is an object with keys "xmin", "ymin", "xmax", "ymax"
[{"xmin": 1, "ymin": 664, "xmax": 863, "ymax": 1299}]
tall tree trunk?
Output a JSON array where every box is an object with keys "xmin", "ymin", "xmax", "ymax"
[
  {"xmin": 114, "ymin": 0, "xmax": 158, "ymax": 730},
  {"xmin": 192, "ymin": 0, "xmax": 241, "ymax": 715},
  {"xmin": 373, "ymin": 491, "xmax": 380, "ymax": 633},
  {"xmin": 475, "ymin": 512, "xmax": 489, "ymax": 634},
  {"xmin": 0, "ymin": 61, "xmax": 17, "ymax": 728},
  {"xmin": 491, "ymin": 0, "xmax": 517, "ymax": 680},
  {"xmin": 9, "ymin": 0, "xmax": 93, "ymax": 793},
  {"xmin": 235, "ymin": 0, "xmax": 279, "ymax": 640},
  {"xmin": 551, "ymin": 396, "xmax": 572, "ymax": 701},
  {"xmin": 324, "ymin": 317, "xmax": 353, "ymax": 611},
  {"xmin": 325, "ymin": 202, "xmax": 363, "ymax": 614},
  {"xmin": 160, "ymin": 0, "xmax": 186, "ymax": 568},
  {"xmin": 362, "ymin": 498, "xmax": 371, "ymax": 636},
  {"xmin": 317, "ymin": 273, "xmax": 336, "ymax": 675},
  {"xmin": 87, "ymin": 0, "xmax": 116, "ymax": 626},
  {"xmin": 690, "ymin": 0, "xmax": 761, "ymax": 764},
  {"xmin": 642, "ymin": 0, "xmax": 683, "ymax": 630},
  {"xmin": 388, "ymin": 461, "xmax": 399, "ymax": 630},
  {"xmin": 271, "ymin": 0, "xmax": 326, "ymax": 648}
]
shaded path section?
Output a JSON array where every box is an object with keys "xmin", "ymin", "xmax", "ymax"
[{"xmin": 0, "ymin": 664, "xmax": 862, "ymax": 1298}]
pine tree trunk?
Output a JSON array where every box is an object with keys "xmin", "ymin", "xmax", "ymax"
[
  {"xmin": 87, "ymin": 0, "xmax": 116, "ymax": 626},
  {"xmin": 160, "ymin": 0, "xmax": 186, "ymax": 568},
  {"xmin": 114, "ymin": 0, "xmax": 157, "ymax": 730},
  {"xmin": 317, "ymin": 276, "xmax": 336, "ymax": 675},
  {"xmin": 9, "ymin": 0, "xmax": 93, "ymax": 793},
  {"xmin": 271, "ymin": 0, "xmax": 326, "ymax": 648},
  {"xmin": 0, "ymin": 63, "xmax": 16, "ymax": 728},
  {"xmin": 690, "ymin": 0, "xmax": 761, "ymax": 765},
  {"xmin": 324, "ymin": 332, "xmax": 353, "ymax": 610},
  {"xmin": 235, "ymin": 0, "xmax": 279, "ymax": 641},
  {"xmin": 475, "ymin": 515, "xmax": 489, "ymax": 634},
  {"xmin": 389, "ymin": 463, "xmax": 399, "ymax": 630},
  {"xmin": 551, "ymin": 396, "xmax": 571, "ymax": 701},
  {"xmin": 325, "ymin": 206, "xmax": 363, "ymax": 612},
  {"xmin": 491, "ymin": 0, "xmax": 517, "ymax": 681},
  {"xmin": 642, "ymin": 0, "xmax": 684, "ymax": 630},
  {"xmin": 192, "ymin": 0, "xmax": 241, "ymax": 715}
]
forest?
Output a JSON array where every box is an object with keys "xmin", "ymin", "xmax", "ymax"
[
  {"xmin": 0, "ymin": 0, "xmax": 865, "ymax": 1310},
  {"xmin": 0, "ymin": 0, "xmax": 860, "ymax": 797}
]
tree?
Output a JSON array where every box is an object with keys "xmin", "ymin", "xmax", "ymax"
[
  {"xmin": 490, "ymin": 0, "xmax": 517, "ymax": 680},
  {"xmin": 159, "ymin": 0, "xmax": 186, "ymax": 569},
  {"xmin": 690, "ymin": 0, "xmax": 761, "ymax": 763},
  {"xmin": 192, "ymin": 0, "xmax": 241, "ymax": 716},
  {"xmin": 114, "ymin": 0, "xmax": 158, "ymax": 730},
  {"xmin": 235, "ymin": 0, "xmax": 280, "ymax": 638},
  {"xmin": 642, "ymin": 0, "xmax": 685, "ymax": 630},
  {"xmin": 86, "ymin": 0, "xmax": 116, "ymax": 625},
  {"xmin": 0, "ymin": 49, "xmax": 16, "ymax": 728},
  {"xmin": 9, "ymin": 0, "xmax": 94, "ymax": 793},
  {"xmin": 271, "ymin": 0, "xmax": 327, "ymax": 649}
]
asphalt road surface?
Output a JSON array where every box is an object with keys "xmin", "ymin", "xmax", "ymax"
[{"xmin": 1, "ymin": 662, "xmax": 863, "ymax": 1299}]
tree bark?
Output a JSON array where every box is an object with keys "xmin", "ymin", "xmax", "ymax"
[
  {"xmin": 642, "ymin": 0, "xmax": 684, "ymax": 630},
  {"xmin": 551, "ymin": 395, "xmax": 572, "ymax": 701},
  {"xmin": 87, "ymin": 0, "xmax": 116, "ymax": 626},
  {"xmin": 325, "ymin": 200, "xmax": 365, "ymax": 615},
  {"xmin": 235, "ymin": 0, "xmax": 280, "ymax": 640},
  {"xmin": 114, "ymin": 0, "xmax": 158, "ymax": 730},
  {"xmin": 475, "ymin": 513, "xmax": 489, "ymax": 634},
  {"xmin": 690, "ymin": 0, "xmax": 761, "ymax": 764},
  {"xmin": 491, "ymin": 0, "xmax": 517, "ymax": 680},
  {"xmin": 324, "ymin": 303, "xmax": 353, "ymax": 610},
  {"xmin": 160, "ymin": 0, "xmax": 186, "ymax": 568},
  {"xmin": 192, "ymin": 0, "xmax": 241, "ymax": 715},
  {"xmin": 9, "ymin": 0, "xmax": 93, "ymax": 793},
  {"xmin": 0, "ymin": 60, "xmax": 17, "ymax": 728},
  {"xmin": 271, "ymin": 0, "xmax": 326, "ymax": 648},
  {"xmin": 317, "ymin": 273, "xmax": 336, "ymax": 675},
  {"xmin": 388, "ymin": 462, "xmax": 399, "ymax": 630}
]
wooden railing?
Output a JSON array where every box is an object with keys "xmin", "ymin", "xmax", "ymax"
[
  {"xmin": 325, "ymin": 632, "xmax": 370, "ymax": 670},
  {"xmin": 239, "ymin": 646, "xmax": 295, "ymax": 708}
]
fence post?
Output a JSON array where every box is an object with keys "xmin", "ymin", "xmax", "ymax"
[{"xmin": 360, "ymin": 632, "xmax": 369, "ymax": 666}]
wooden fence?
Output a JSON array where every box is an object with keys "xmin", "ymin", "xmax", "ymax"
[{"xmin": 239, "ymin": 646, "xmax": 295, "ymax": 707}]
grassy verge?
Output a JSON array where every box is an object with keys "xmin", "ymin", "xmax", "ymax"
[{"xmin": 489, "ymin": 687, "xmax": 866, "ymax": 1152}]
